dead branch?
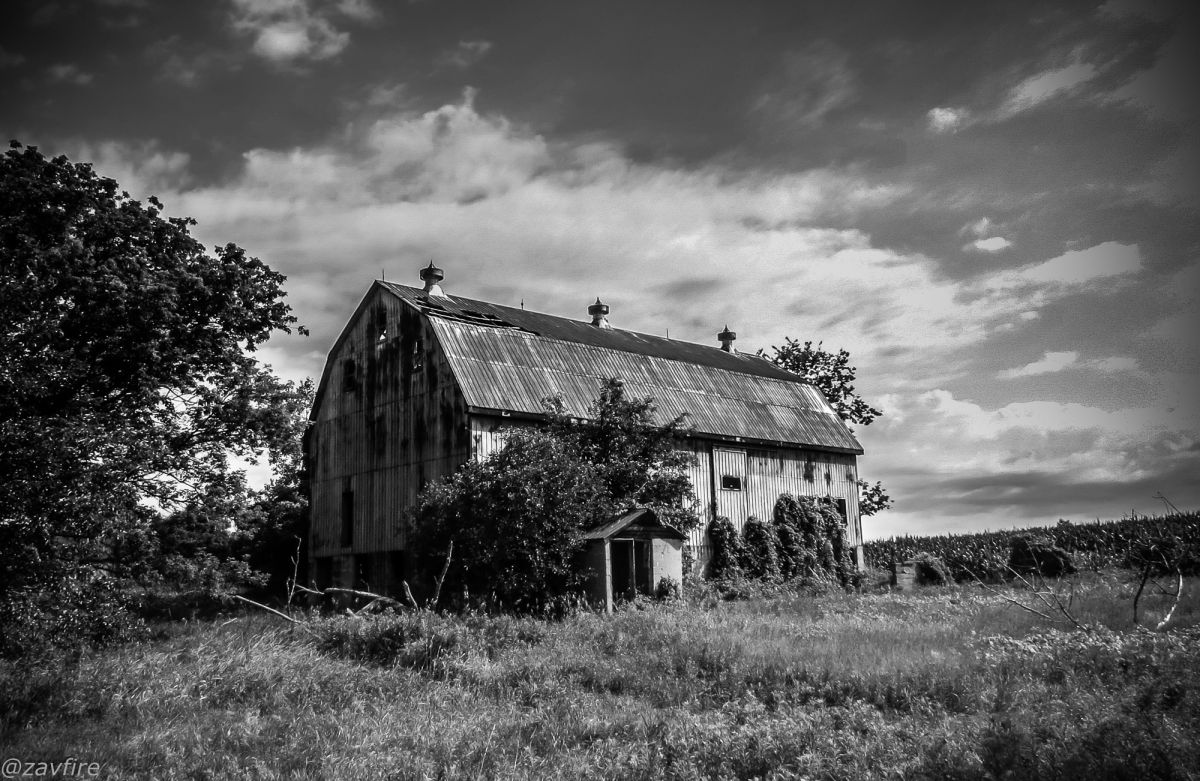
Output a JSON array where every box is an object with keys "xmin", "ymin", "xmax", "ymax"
[
  {"xmin": 429, "ymin": 540, "xmax": 454, "ymax": 610},
  {"xmin": 233, "ymin": 595, "xmax": 318, "ymax": 636},
  {"xmin": 402, "ymin": 581, "xmax": 420, "ymax": 610},
  {"xmin": 1155, "ymin": 569, "xmax": 1185, "ymax": 632},
  {"xmin": 324, "ymin": 587, "xmax": 403, "ymax": 607},
  {"xmin": 966, "ymin": 566, "xmax": 1075, "ymax": 627}
]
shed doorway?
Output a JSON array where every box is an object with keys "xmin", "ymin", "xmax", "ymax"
[{"xmin": 610, "ymin": 539, "xmax": 652, "ymax": 601}]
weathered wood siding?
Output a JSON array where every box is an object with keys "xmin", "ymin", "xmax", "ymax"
[
  {"xmin": 308, "ymin": 289, "xmax": 473, "ymax": 564},
  {"xmin": 686, "ymin": 440, "xmax": 862, "ymax": 570}
]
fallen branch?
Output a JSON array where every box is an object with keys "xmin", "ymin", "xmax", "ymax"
[{"xmin": 233, "ymin": 595, "xmax": 318, "ymax": 637}]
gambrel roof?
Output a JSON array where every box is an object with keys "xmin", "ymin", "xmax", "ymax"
[{"xmin": 375, "ymin": 282, "xmax": 863, "ymax": 454}]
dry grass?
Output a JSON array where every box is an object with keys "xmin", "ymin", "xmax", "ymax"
[{"xmin": 3, "ymin": 576, "xmax": 1198, "ymax": 779}]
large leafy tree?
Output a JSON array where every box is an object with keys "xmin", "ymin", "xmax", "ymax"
[
  {"xmin": 0, "ymin": 142, "xmax": 305, "ymax": 651},
  {"xmin": 410, "ymin": 379, "xmax": 697, "ymax": 611},
  {"xmin": 764, "ymin": 338, "xmax": 892, "ymax": 517}
]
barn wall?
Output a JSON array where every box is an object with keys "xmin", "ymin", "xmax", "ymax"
[
  {"xmin": 686, "ymin": 440, "xmax": 862, "ymax": 571},
  {"xmin": 308, "ymin": 289, "xmax": 473, "ymax": 576}
]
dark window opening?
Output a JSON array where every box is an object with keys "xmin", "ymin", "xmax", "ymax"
[
  {"xmin": 411, "ymin": 340, "xmax": 424, "ymax": 371},
  {"xmin": 803, "ymin": 457, "xmax": 815, "ymax": 481},
  {"xmin": 720, "ymin": 475, "xmax": 742, "ymax": 491},
  {"xmin": 341, "ymin": 358, "xmax": 357, "ymax": 392},
  {"xmin": 340, "ymin": 487, "xmax": 354, "ymax": 548},
  {"xmin": 611, "ymin": 539, "xmax": 653, "ymax": 601},
  {"xmin": 374, "ymin": 309, "xmax": 388, "ymax": 344},
  {"xmin": 835, "ymin": 498, "xmax": 848, "ymax": 522}
]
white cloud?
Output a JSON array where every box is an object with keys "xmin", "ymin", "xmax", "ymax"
[
  {"xmin": 999, "ymin": 351, "xmax": 1079, "ymax": 379},
  {"xmin": 986, "ymin": 241, "xmax": 1141, "ymax": 289},
  {"xmin": 229, "ymin": 0, "xmax": 373, "ymax": 64},
  {"xmin": 998, "ymin": 61, "xmax": 1098, "ymax": 117},
  {"xmin": 964, "ymin": 236, "xmax": 1011, "ymax": 253},
  {"xmin": 927, "ymin": 106, "xmax": 971, "ymax": 133},
  {"xmin": 959, "ymin": 217, "xmax": 992, "ymax": 237}
]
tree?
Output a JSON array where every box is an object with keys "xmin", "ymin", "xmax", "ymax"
[
  {"xmin": 410, "ymin": 379, "xmax": 698, "ymax": 611},
  {"xmin": 0, "ymin": 142, "xmax": 306, "ymax": 653},
  {"xmin": 764, "ymin": 338, "xmax": 893, "ymax": 517}
]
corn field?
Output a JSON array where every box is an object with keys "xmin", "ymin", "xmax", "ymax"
[{"xmin": 863, "ymin": 511, "xmax": 1200, "ymax": 582}]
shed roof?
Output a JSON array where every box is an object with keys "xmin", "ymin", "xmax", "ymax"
[
  {"xmin": 582, "ymin": 508, "xmax": 687, "ymax": 541},
  {"xmin": 377, "ymin": 282, "xmax": 863, "ymax": 453}
]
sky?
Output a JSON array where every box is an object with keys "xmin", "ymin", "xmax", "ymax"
[{"xmin": 3, "ymin": 0, "xmax": 1198, "ymax": 539}]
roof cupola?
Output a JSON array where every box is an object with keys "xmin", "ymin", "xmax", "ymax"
[
  {"xmin": 718, "ymin": 325, "xmax": 737, "ymax": 353},
  {"xmin": 420, "ymin": 261, "xmax": 447, "ymax": 297},
  {"xmin": 588, "ymin": 297, "xmax": 612, "ymax": 329}
]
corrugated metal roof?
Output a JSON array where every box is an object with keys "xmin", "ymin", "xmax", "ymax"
[
  {"xmin": 427, "ymin": 317, "xmax": 863, "ymax": 453},
  {"xmin": 369, "ymin": 281, "xmax": 862, "ymax": 453},
  {"xmin": 379, "ymin": 282, "xmax": 800, "ymax": 382}
]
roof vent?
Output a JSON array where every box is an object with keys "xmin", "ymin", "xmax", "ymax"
[
  {"xmin": 718, "ymin": 324, "xmax": 737, "ymax": 353},
  {"xmin": 588, "ymin": 297, "xmax": 612, "ymax": 329},
  {"xmin": 420, "ymin": 261, "xmax": 447, "ymax": 297}
]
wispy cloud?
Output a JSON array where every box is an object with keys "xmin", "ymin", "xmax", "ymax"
[
  {"xmin": 47, "ymin": 63, "xmax": 93, "ymax": 85},
  {"xmin": 436, "ymin": 40, "xmax": 493, "ymax": 70},
  {"xmin": 965, "ymin": 236, "xmax": 1011, "ymax": 253},
  {"xmin": 229, "ymin": 0, "xmax": 375, "ymax": 64},
  {"xmin": 927, "ymin": 106, "xmax": 971, "ymax": 133},
  {"xmin": 998, "ymin": 61, "xmax": 1098, "ymax": 118}
]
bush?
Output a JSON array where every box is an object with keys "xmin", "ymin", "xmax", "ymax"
[
  {"xmin": 1009, "ymin": 534, "xmax": 1075, "ymax": 578},
  {"xmin": 654, "ymin": 577, "xmax": 681, "ymax": 601},
  {"xmin": 707, "ymin": 516, "xmax": 744, "ymax": 581},
  {"xmin": 741, "ymin": 516, "xmax": 782, "ymax": 582},
  {"xmin": 913, "ymin": 552, "xmax": 952, "ymax": 586}
]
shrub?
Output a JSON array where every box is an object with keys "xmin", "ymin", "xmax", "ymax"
[
  {"xmin": 741, "ymin": 516, "xmax": 782, "ymax": 582},
  {"xmin": 1009, "ymin": 534, "xmax": 1075, "ymax": 578},
  {"xmin": 773, "ymin": 494, "xmax": 806, "ymax": 581},
  {"xmin": 654, "ymin": 577, "xmax": 681, "ymax": 602},
  {"xmin": 913, "ymin": 552, "xmax": 952, "ymax": 586},
  {"xmin": 707, "ymin": 516, "xmax": 744, "ymax": 581}
]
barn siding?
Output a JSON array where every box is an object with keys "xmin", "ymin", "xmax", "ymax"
[{"xmin": 308, "ymin": 288, "xmax": 473, "ymax": 570}]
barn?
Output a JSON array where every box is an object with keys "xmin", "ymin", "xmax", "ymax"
[{"xmin": 306, "ymin": 263, "xmax": 865, "ymax": 602}]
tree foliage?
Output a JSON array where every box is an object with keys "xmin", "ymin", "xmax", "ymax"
[
  {"xmin": 763, "ymin": 338, "xmax": 881, "ymax": 428},
  {"xmin": 765, "ymin": 338, "xmax": 892, "ymax": 518},
  {"xmin": 410, "ymin": 379, "xmax": 697, "ymax": 611},
  {"xmin": 0, "ymin": 142, "xmax": 306, "ymax": 653}
]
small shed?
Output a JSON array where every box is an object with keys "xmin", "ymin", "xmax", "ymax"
[{"xmin": 582, "ymin": 508, "xmax": 686, "ymax": 611}]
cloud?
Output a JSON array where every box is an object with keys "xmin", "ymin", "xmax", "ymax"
[
  {"xmin": 927, "ymin": 106, "xmax": 971, "ymax": 133},
  {"xmin": 999, "ymin": 351, "xmax": 1079, "ymax": 379},
  {"xmin": 965, "ymin": 236, "xmax": 1011, "ymax": 253},
  {"xmin": 47, "ymin": 63, "xmax": 93, "ymax": 85},
  {"xmin": 229, "ymin": 0, "xmax": 374, "ymax": 64},
  {"xmin": 986, "ymin": 241, "xmax": 1141, "ymax": 289},
  {"xmin": 753, "ymin": 42, "xmax": 857, "ymax": 128},
  {"xmin": 436, "ymin": 40, "xmax": 493, "ymax": 70},
  {"xmin": 998, "ymin": 61, "xmax": 1098, "ymax": 118}
]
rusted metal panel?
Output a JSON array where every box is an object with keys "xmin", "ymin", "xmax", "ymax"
[{"xmin": 429, "ymin": 319, "xmax": 862, "ymax": 452}]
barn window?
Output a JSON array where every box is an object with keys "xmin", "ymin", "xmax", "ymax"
[
  {"xmin": 340, "ymin": 486, "xmax": 354, "ymax": 548},
  {"xmin": 374, "ymin": 309, "xmax": 388, "ymax": 344},
  {"xmin": 342, "ymin": 358, "xmax": 357, "ymax": 392},
  {"xmin": 835, "ymin": 498, "xmax": 847, "ymax": 521},
  {"xmin": 411, "ymin": 339, "xmax": 424, "ymax": 371},
  {"xmin": 803, "ymin": 456, "xmax": 814, "ymax": 481},
  {"xmin": 720, "ymin": 475, "xmax": 742, "ymax": 491}
]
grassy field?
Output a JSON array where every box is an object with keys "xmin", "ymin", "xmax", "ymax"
[{"xmin": 3, "ymin": 574, "xmax": 1199, "ymax": 780}]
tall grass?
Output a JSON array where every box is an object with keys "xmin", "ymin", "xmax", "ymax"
[{"xmin": 3, "ymin": 579, "xmax": 1198, "ymax": 779}]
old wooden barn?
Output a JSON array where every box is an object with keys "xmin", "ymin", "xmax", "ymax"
[{"xmin": 306, "ymin": 264, "xmax": 865, "ymax": 603}]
